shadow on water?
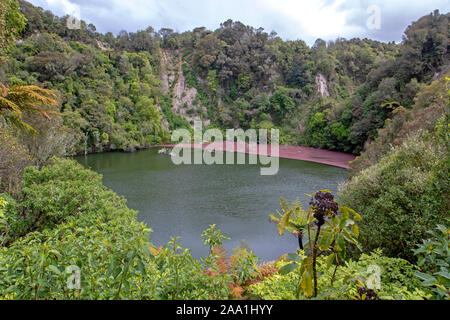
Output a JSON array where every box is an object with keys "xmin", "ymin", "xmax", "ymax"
[{"xmin": 75, "ymin": 148, "xmax": 348, "ymax": 261}]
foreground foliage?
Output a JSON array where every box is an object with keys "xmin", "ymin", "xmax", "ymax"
[
  {"xmin": 0, "ymin": 159, "xmax": 230, "ymax": 299},
  {"xmin": 271, "ymin": 192, "xmax": 362, "ymax": 298},
  {"xmin": 247, "ymin": 250, "xmax": 431, "ymax": 300},
  {"xmin": 338, "ymin": 120, "xmax": 449, "ymax": 262},
  {"xmin": 413, "ymin": 222, "xmax": 450, "ymax": 299}
]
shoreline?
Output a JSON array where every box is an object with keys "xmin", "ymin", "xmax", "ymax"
[{"xmin": 150, "ymin": 142, "xmax": 356, "ymax": 169}]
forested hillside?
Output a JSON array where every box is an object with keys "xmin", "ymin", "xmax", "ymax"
[{"xmin": 2, "ymin": 1, "xmax": 448, "ymax": 155}]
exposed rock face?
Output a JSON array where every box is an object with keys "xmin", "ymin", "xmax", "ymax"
[
  {"xmin": 171, "ymin": 59, "xmax": 197, "ymax": 113},
  {"xmin": 95, "ymin": 40, "xmax": 109, "ymax": 51},
  {"xmin": 315, "ymin": 73, "xmax": 330, "ymax": 98},
  {"xmin": 159, "ymin": 50, "xmax": 172, "ymax": 94},
  {"xmin": 159, "ymin": 49, "xmax": 210, "ymax": 127},
  {"xmin": 155, "ymin": 98, "xmax": 170, "ymax": 132}
]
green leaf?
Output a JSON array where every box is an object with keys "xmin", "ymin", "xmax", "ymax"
[
  {"xmin": 434, "ymin": 270, "xmax": 450, "ymax": 280},
  {"xmin": 330, "ymin": 215, "xmax": 339, "ymax": 226},
  {"xmin": 287, "ymin": 253, "xmax": 302, "ymax": 262},
  {"xmin": 48, "ymin": 249, "xmax": 61, "ymax": 257},
  {"xmin": 300, "ymin": 270, "xmax": 313, "ymax": 298},
  {"xmin": 335, "ymin": 234, "xmax": 344, "ymax": 251},
  {"xmin": 339, "ymin": 210, "xmax": 350, "ymax": 229},
  {"xmin": 319, "ymin": 230, "xmax": 334, "ymax": 251},
  {"xmin": 300, "ymin": 257, "xmax": 311, "ymax": 275},
  {"xmin": 137, "ymin": 259, "xmax": 145, "ymax": 273},
  {"xmin": 336, "ymin": 235, "xmax": 346, "ymax": 259},
  {"xmin": 326, "ymin": 253, "xmax": 337, "ymax": 268},
  {"xmin": 48, "ymin": 265, "xmax": 61, "ymax": 275},
  {"xmin": 279, "ymin": 262, "xmax": 299, "ymax": 275},
  {"xmin": 278, "ymin": 210, "xmax": 292, "ymax": 236},
  {"xmin": 343, "ymin": 229, "xmax": 358, "ymax": 245},
  {"xmin": 436, "ymin": 224, "xmax": 448, "ymax": 234},
  {"xmin": 352, "ymin": 224, "xmax": 359, "ymax": 238},
  {"xmin": 414, "ymin": 271, "xmax": 437, "ymax": 282}
]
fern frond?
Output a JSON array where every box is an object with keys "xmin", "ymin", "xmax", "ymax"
[
  {"xmin": 0, "ymin": 84, "xmax": 59, "ymax": 133},
  {"xmin": 7, "ymin": 85, "xmax": 57, "ymax": 108},
  {"xmin": 0, "ymin": 96, "xmax": 21, "ymax": 115},
  {"xmin": 212, "ymin": 245, "xmax": 229, "ymax": 274},
  {"xmin": 4, "ymin": 112, "xmax": 38, "ymax": 135}
]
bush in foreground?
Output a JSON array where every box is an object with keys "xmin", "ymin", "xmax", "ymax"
[
  {"xmin": 0, "ymin": 158, "xmax": 230, "ymax": 299},
  {"xmin": 247, "ymin": 250, "xmax": 431, "ymax": 300},
  {"xmin": 338, "ymin": 126, "xmax": 448, "ymax": 262}
]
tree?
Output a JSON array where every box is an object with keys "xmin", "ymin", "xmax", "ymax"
[
  {"xmin": 16, "ymin": 108, "xmax": 77, "ymax": 168},
  {"xmin": 0, "ymin": 0, "xmax": 26, "ymax": 60},
  {"xmin": 339, "ymin": 130, "xmax": 447, "ymax": 262},
  {"xmin": 0, "ymin": 131, "xmax": 33, "ymax": 196},
  {"xmin": 399, "ymin": 10, "xmax": 449, "ymax": 82},
  {"xmin": 267, "ymin": 87, "xmax": 296, "ymax": 119},
  {"xmin": 0, "ymin": 84, "xmax": 58, "ymax": 134}
]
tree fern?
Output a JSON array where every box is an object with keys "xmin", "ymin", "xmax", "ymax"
[{"xmin": 0, "ymin": 83, "xmax": 58, "ymax": 134}]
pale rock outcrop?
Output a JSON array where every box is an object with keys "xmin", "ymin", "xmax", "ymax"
[{"xmin": 315, "ymin": 73, "xmax": 330, "ymax": 98}]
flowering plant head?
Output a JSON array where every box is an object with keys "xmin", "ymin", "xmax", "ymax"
[{"xmin": 309, "ymin": 191, "xmax": 338, "ymax": 226}]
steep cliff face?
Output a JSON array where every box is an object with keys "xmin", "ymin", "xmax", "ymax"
[
  {"xmin": 159, "ymin": 49, "xmax": 210, "ymax": 127},
  {"xmin": 159, "ymin": 49, "xmax": 172, "ymax": 95},
  {"xmin": 315, "ymin": 73, "xmax": 330, "ymax": 98}
]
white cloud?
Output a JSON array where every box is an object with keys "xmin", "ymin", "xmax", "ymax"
[
  {"xmin": 44, "ymin": 0, "xmax": 81, "ymax": 18},
  {"xmin": 262, "ymin": 0, "xmax": 350, "ymax": 39},
  {"xmin": 27, "ymin": 0, "xmax": 450, "ymax": 45}
]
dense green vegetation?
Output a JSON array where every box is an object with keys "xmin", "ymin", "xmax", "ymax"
[
  {"xmin": 7, "ymin": 32, "xmax": 169, "ymax": 153},
  {"xmin": 0, "ymin": 159, "xmax": 232, "ymax": 299},
  {"xmin": 0, "ymin": 0, "xmax": 448, "ymax": 300},
  {"xmin": 247, "ymin": 250, "xmax": 431, "ymax": 300},
  {"xmin": 339, "ymin": 119, "xmax": 449, "ymax": 262},
  {"xmin": 1, "ymin": 1, "xmax": 447, "ymax": 155}
]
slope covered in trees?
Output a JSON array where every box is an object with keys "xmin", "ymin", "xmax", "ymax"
[{"xmin": 2, "ymin": 1, "xmax": 448, "ymax": 156}]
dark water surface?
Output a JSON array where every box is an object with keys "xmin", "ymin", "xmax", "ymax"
[{"xmin": 76, "ymin": 149, "xmax": 348, "ymax": 261}]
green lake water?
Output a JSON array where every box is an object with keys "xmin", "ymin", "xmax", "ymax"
[{"xmin": 76, "ymin": 148, "xmax": 348, "ymax": 261}]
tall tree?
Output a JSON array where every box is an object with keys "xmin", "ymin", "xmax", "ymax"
[
  {"xmin": 0, "ymin": 0, "xmax": 26, "ymax": 60},
  {"xmin": 0, "ymin": 1, "xmax": 58, "ymax": 134}
]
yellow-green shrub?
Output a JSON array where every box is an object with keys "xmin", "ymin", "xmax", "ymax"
[{"xmin": 247, "ymin": 250, "xmax": 431, "ymax": 300}]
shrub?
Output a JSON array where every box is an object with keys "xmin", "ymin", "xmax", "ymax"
[
  {"xmin": 228, "ymin": 248, "xmax": 259, "ymax": 286},
  {"xmin": 247, "ymin": 250, "xmax": 431, "ymax": 300},
  {"xmin": 413, "ymin": 222, "xmax": 450, "ymax": 299},
  {"xmin": 350, "ymin": 74, "xmax": 448, "ymax": 174},
  {"xmin": 0, "ymin": 158, "xmax": 230, "ymax": 299},
  {"xmin": 0, "ymin": 158, "xmax": 158, "ymax": 299},
  {"xmin": 2, "ymin": 157, "xmax": 109, "ymax": 243},
  {"xmin": 201, "ymin": 224, "xmax": 230, "ymax": 254},
  {"xmin": 0, "ymin": 131, "xmax": 33, "ymax": 196},
  {"xmin": 338, "ymin": 133, "xmax": 445, "ymax": 262}
]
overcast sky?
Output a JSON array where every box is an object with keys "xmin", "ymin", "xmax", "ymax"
[{"xmin": 28, "ymin": 0, "xmax": 449, "ymax": 45}]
